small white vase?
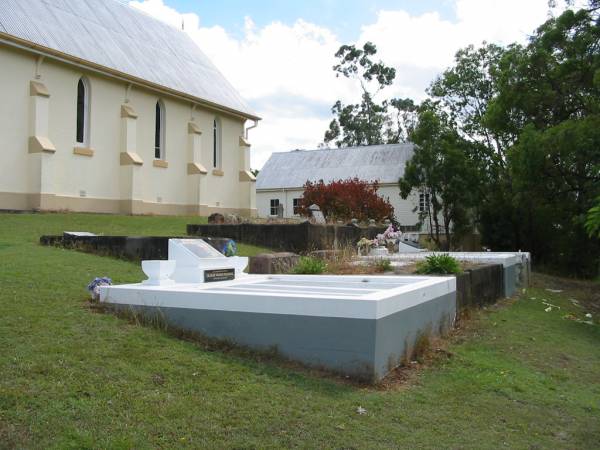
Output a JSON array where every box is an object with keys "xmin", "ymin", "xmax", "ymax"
[{"xmin": 369, "ymin": 246, "xmax": 389, "ymax": 257}]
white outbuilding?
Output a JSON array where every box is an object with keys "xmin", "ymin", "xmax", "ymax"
[
  {"xmin": 256, "ymin": 144, "xmax": 429, "ymax": 228},
  {"xmin": 0, "ymin": 0, "xmax": 259, "ymax": 216}
]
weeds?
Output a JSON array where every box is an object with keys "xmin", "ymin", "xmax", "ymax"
[
  {"xmin": 291, "ymin": 256, "xmax": 327, "ymax": 274},
  {"xmin": 375, "ymin": 259, "xmax": 392, "ymax": 272}
]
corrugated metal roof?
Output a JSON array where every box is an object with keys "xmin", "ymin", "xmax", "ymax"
[
  {"xmin": 256, "ymin": 144, "xmax": 414, "ymax": 190},
  {"xmin": 0, "ymin": 0, "xmax": 257, "ymax": 118}
]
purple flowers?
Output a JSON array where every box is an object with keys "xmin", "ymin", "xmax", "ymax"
[
  {"xmin": 87, "ymin": 277, "xmax": 112, "ymax": 301},
  {"xmin": 376, "ymin": 225, "xmax": 402, "ymax": 244}
]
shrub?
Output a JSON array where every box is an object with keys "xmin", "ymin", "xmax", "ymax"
[
  {"xmin": 415, "ymin": 254, "xmax": 462, "ymax": 275},
  {"xmin": 291, "ymin": 256, "xmax": 327, "ymax": 274},
  {"xmin": 375, "ymin": 259, "xmax": 392, "ymax": 272},
  {"xmin": 299, "ymin": 178, "xmax": 394, "ymax": 222}
]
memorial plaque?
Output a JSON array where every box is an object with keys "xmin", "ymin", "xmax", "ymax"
[{"xmin": 204, "ymin": 268, "xmax": 235, "ymax": 283}]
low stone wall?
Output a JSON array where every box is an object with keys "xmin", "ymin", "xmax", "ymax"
[
  {"xmin": 248, "ymin": 253, "xmax": 301, "ymax": 274},
  {"xmin": 187, "ymin": 222, "xmax": 387, "ymax": 253},
  {"xmin": 40, "ymin": 235, "xmax": 232, "ymax": 261}
]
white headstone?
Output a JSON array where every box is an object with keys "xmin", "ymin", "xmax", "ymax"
[
  {"xmin": 167, "ymin": 239, "xmax": 248, "ymax": 283},
  {"xmin": 308, "ymin": 204, "xmax": 326, "ymax": 225},
  {"xmin": 64, "ymin": 231, "xmax": 97, "ymax": 237}
]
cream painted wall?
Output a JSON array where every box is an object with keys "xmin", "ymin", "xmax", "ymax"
[
  {"xmin": 256, "ymin": 185, "xmax": 424, "ymax": 228},
  {"xmin": 0, "ymin": 44, "xmax": 256, "ymax": 215},
  {"xmin": 0, "ymin": 46, "xmax": 33, "ymax": 195},
  {"xmin": 43, "ymin": 58, "xmax": 123, "ymax": 200}
]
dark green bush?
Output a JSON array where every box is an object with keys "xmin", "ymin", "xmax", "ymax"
[
  {"xmin": 291, "ymin": 256, "xmax": 327, "ymax": 275},
  {"xmin": 416, "ymin": 254, "xmax": 462, "ymax": 275}
]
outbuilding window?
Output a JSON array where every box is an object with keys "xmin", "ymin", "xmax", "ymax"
[
  {"xmin": 155, "ymin": 100, "xmax": 165, "ymax": 159},
  {"xmin": 76, "ymin": 77, "xmax": 90, "ymax": 145},
  {"xmin": 270, "ymin": 199, "xmax": 280, "ymax": 216},
  {"xmin": 419, "ymin": 191, "xmax": 430, "ymax": 213},
  {"xmin": 213, "ymin": 117, "xmax": 221, "ymax": 168},
  {"xmin": 293, "ymin": 198, "xmax": 302, "ymax": 215}
]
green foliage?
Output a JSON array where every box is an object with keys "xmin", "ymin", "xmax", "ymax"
[
  {"xmin": 324, "ymin": 42, "xmax": 417, "ymax": 148},
  {"xmin": 585, "ymin": 197, "xmax": 600, "ymax": 238},
  {"xmin": 291, "ymin": 256, "xmax": 327, "ymax": 274},
  {"xmin": 416, "ymin": 254, "xmax": 463, "ymax": 275},
  {"xmin": 399, "ymin": 105, "xmax": 479, "ymax": 250},
  {"xmin": 327, "ymin": 1, "xmax": 600, "ymax": 276},
  {"xmin": 375, "ymin": 259, "xmax": 392, "ymax": 272},
  {"xmin": 429, "ymin": 43, "xmax": 509, "ymax": 165},
  {"xmin": 482, "ymin": 4, "xmax": 600, "ymax": 276}
]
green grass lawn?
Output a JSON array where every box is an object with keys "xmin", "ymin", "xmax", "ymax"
[{"xmin": 1, "ymin": 213, "xmax": 599, "ymax": 449}]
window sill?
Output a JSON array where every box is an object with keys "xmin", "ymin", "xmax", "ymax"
[
  {"xmin": 73, "ymin": 146, "xmax": 94, "ymax": 157},
  {"xmin": 153, "ymin": 159, "xmax": 169, "ymax": 169},
  {"xmin": 212, "ymin": 169, "xmax": 224, "ymax": 177}
]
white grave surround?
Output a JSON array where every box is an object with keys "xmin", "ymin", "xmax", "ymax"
[
  {"xmin": 100, "ymin": 258, "xmax": 456, "ymax": 381},
  {"xmin": 360, "ymin": 251, "xmax": 531, "ymax": 296}
]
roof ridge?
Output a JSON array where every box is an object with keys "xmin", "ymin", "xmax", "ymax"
[
  {"xmin": 257, "ymin": 143, "xmax": 415, "ymax": 190},
  {"xmin": 0, "ymin": 0, "xmax": 258, "ymax": 119},
  {"xmin": 272, "ymin": 142, "xmax": 413, "ymax": 156}
]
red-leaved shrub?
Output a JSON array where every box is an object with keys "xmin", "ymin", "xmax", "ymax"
[{"xmin": 299, "ymin": 178, "xmax": 394, "ymax": 222}]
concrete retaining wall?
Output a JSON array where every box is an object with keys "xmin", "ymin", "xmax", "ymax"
[
  {"xmin": 187, "ymin": 222, "xmax": 388, "ymax": 253},
  {"xmin": 455, "ymin": 264, "xmax": 505, "ymax": 310},
  {"xmin": 40, "ymin": 235, "xmax": 232, "ymax": 260},
  {"xmin": 248, "ymin": 253, "xmax": 300, "ymax": 274}
]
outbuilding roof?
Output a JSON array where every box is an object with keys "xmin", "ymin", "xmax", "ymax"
[
  {"xmin": 256, "ymin": 144, "xmax": 414, "ymax": 190},
  {"xmin": 0, "ymin": 0, "xmax": 258, "ymax": 119}
]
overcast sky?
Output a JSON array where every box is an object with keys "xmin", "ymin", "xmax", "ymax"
[{"xmin": 129, "ymin": 0, "xmax": 571, "ymax": 169}]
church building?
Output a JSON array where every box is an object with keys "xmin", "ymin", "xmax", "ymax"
[{"xmin": 0, "ymin": 0, "xmax": 259, "ymax": 216}]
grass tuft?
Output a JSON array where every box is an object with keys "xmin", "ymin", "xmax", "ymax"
[
  {"xmin": 291, "ymin": 256, "xmax": 327, "ymax": 274},
  {"xmin": 416, "ymin": 253, "xmax": 463, "ymax": 275}
]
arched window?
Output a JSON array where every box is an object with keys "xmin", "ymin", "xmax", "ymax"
[
  {"xmin": 76, "ymin": 77, "xmax": 90, "ymax": 145},
  {"xmin": 155, "ymin": 100, "xmax": 165, "ymax": 159},
  {"xmin": 213, "ymin": 117, "xmax": 221, "ymax": 168}
]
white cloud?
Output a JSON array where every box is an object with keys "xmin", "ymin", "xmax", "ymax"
[{"xmin": 130, "ymin": 0, "xmax": 566, "ymax": 168}]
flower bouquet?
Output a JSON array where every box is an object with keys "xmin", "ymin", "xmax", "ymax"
[
  {"xmin": 376, "ymin": 225, "xmax": 402, "ymax": 253},
  {"xmin": 357, "ymin": 237, "xmax": 377, "ymax": 256},
  {"xmin": 87, "ymin": 277, "xmax": 112, "ymax": 301}
]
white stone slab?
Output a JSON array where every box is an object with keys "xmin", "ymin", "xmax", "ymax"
[
  {"xmin": 99, "ymin": 274, "xmax": 456, "ymax": 320},
  {"xmin": 64, "ymin": 231, "xmax": 96, "ymax": 237},
  {"xmin": 360, "ymin": 251, "xmax": 531, "ymax": 268}
]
